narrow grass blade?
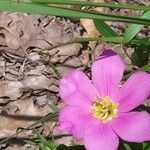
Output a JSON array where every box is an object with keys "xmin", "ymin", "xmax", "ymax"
[
  {"xmin": 43, "ymin": 37, "xmax": 150, "ymax": 52},
  {"xmin": 0, "ymin": 1, "xmax": 150, "ymax": 25},
  {"xmin": 143, "ymin": 143, "xmax": 150, "ymax": 150},
  {"xmin": 32, "ymin": 0, "xmax": 150, "ymax": 11},
  {"xmin": 124, "ymin": 11, "xmax": 150, "ymax": 43},
  {"xmin": 24, "ymin": 140, "xmax": 37, "ymax": 146},
  {"xmin": 0, "ymin": 111, "xmax": 58, "ymax": 144},
  {"xmin": 140, "ymin": 63, "xmax": 150, "ymax": 71},
  {"xmin": 58, "ymin": 144, "xmax": 84, "ymax": 150},
  {"xmin": 131, "ymin": 45, "xmax": 149, "ymax": 67},
  {"xmin": 49, "ymin": 63, "xmax": 61, "ymax": 78},
  {"xmin": 130, "ymin": 38, "xmax": 150, "ymax": 46},
  {"xmin": 94, "ymin": 19, "xmax": 117, "ymax": 37}
]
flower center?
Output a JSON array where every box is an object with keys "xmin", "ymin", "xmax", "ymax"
[{"xmin": 90, "ymin": 96, "xmax": 118, "ymax": 123}]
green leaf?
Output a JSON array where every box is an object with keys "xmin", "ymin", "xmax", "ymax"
[
  {"xmin": 140, "ymin": 63, "xmax": 150, "ymax": 71},
  {"xmin": 118, "ymin": 142, "xmax": 129, "ymax": 150},
  {"xmin": 123, "ymin": 143, "xmax": 132, "ymax": 150},
  {"xmin": 118, "ymin": 143, "xmax": 132, "ymax": 150},
  {"xmin": 33, "ymin": 130, "xmax": 49, "ymax": 144},
  {"xmin": 94, "ymin": 19, "xmax": 117, "ymax": 37},
  {"xmin": 49, "ymin": 63, "xmax": 61, "ymax": 78},
  {"xmin": 32, "ymin": 0, "xmax": 150, "ymax": 12},
  {"xmin": 57, "ymin": 145, "xmax": 84, "ymax": 150},
  {"xmin": 131, "ymin": 45, "xmax": 150, "ymax": 67},
  {"xmin": 0, "ymin": 0, "xmax": 150, "ymax": 25},
  {"xmin": 143, "ymin": 143, "xmax": 150, "ymax": 150},
  {"xmin": 124, "ymin": 11, "xmax": 150, "ymax": 43},
  {"xmin": 129, "ymin": 143, "xmax": 143, "ymax": 150},
  {"xmin": 130, "ymin": 38, "xmax": 150, "ymax": 46},
  {"xmin": 26, "ymin": 130, "xmax": 58, "ymax": 150},
  {"xmin": 24, "ymin": 140, "xmax": 37, "ymax": 146},
  {"xmin": 119, "ymin": 142, "xmax": 147, "ymax": 150}
]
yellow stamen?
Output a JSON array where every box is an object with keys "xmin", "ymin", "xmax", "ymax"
[{"xmin": 90, "ymin": 96, "xmax": 118, "ymax": 123}]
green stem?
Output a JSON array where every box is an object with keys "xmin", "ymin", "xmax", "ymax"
[
  {"xmin": 44, "ymin": 37, "xmax": 101, "ymax": 51},
  {"xmin": 43, "ymin": 36, "xmax": 150, "ymax": 51}
]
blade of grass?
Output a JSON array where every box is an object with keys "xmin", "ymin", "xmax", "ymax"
[
  {"xmin": 58, "ymin": 145, "xmax": 84, "ymax": 150},
  {"xmin": 140, "ymin": 63, "xmax": 150, "ymax": 71},
  {"xmin": 32, "ymin": 0, "xmax": 150, "ymax": 11},
  {"xmin": 43, "ymin": 36, "xmax": 123, "ymax": 51},
  {"xmin": 0, "ymin": 111, "xmax": 58, "ymax": 144},
  {"xmin": 42, "ymin": 36, "xmax": 150, "ymax": 52},
  {"xmin": 49, "ymin": 63, "xmax": 62, "ymax": 78},
  {"xmin": 124, "ymin": 11, "xmax": 150, "ymax": 43},
  {"xmin": 129, "ymin": 143, "xmax": 143, "ymax": 150},
  {"xmin": 33, "ymin": 129, "xmax": 49, "ymax": 144},
  {"xmin": 131, "ymin": 45, "xmax": 149, "ymax": 67},
  {"xmin": 130, "ymin": 38, "xmax": 150, "ymax": 46},
  {"xmin": 0, "ymin": 1, "xmax": 150, "ymax": 25},
  {"xmin": 47, "ymin": 103, "xmax": 59, "ymax": 112},
  {"xmin": 94, "ymin": 20, "xmax": 117, "ymax": 37},
  {"xmin": 123, "ymin": 143, "xmax": 132, "ymax": 150},
  {"xmin": 24, "ymin": 140, "xmax": 38, "ymax": 146},
  {"xmin": 143, "ymin": 143, "xmax": 150, "ymax": 150}
]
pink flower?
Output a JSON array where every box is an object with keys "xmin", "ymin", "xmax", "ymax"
[{"xmin": 58, "ymin": 49, "xmax": 150, "ymax": 150}]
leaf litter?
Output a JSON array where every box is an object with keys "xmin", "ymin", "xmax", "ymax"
[
  {"xmin": 0, "ymin": 0, "xmax": 149, "ymax": 149},
  {"xmin": 0, "ymin": 11, "xmax": 85, "ymax": 149}
]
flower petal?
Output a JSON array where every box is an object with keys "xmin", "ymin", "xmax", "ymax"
[
  {"xmin": 111, "ymin": 111, "xmax": 150, "ymax": 142},
  {"xmin": 58, "ymin": 106, "xmax": 93, "ymax": 139},
  {"xmin": 65, "ymin": 93, "xmax": 91, "ymax": 109},
  {"xmin": 117, "ymin": 72, "xmax": 150, "ymax": 112},
  {"xmin": 84, "ymin": 121, "xmax": 119, "ymax": 150},
  {"xmin": 92, "ymin": 49, "xmax": 125, "ymax": 100},
  {"xmin": 59, "ymin": 70, "xmax": 99, "ymax": 105}
]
